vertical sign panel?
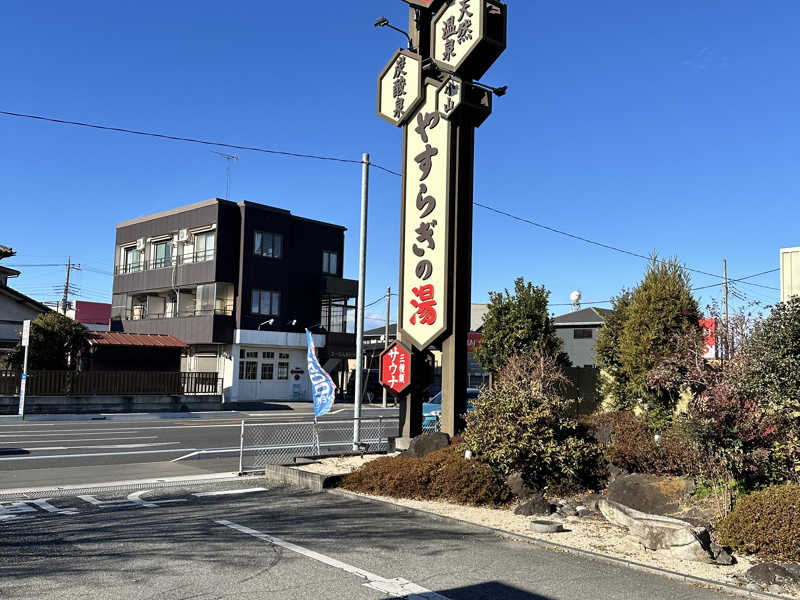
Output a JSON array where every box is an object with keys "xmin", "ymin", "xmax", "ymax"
[{"xmin": 400, "ymin": 83, "xmax": 451, "ymax": 350}]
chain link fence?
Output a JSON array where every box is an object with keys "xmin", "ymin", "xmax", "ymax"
[{"xmin": 238, "ymin": 418, "xmax": 399, "ymax": 473}]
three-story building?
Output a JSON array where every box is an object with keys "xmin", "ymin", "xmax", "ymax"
[{"xmin": 111, "ymin": 198, "xmax": 357, "ymax": 403}]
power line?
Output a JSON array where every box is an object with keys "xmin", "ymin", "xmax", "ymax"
[
  {"xmin": 0, "ymin": 110, "xmax": 401, "ymax": 177},
  {"xmin": 474, "ymin": 201, "xmax": 724, "ymax": 279}
]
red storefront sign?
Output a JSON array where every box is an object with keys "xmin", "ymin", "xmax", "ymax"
[
  {"xmin": 699, "ymin": 318, "xmax": 716, "ymax": 359},
  {"xmin": 379, "ymin": 342, "xmax": 412, "ymax": 395},
  {"xmin": 467, "ymin": 332, "xmax": 483, "ymax": 353}
]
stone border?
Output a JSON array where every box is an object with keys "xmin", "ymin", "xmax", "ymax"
[
  {"xmin": 326, "ymin": 489, "xmax": 792, "ymax": 600},
  {"xmin": 263, "ymin": 464, "xmax": 345, "ymax": 493}
]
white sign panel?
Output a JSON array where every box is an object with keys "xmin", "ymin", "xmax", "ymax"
[
  {"xmin": 377, "ymin": 49, "xmax": 424, "ymax": 127},
  {"xmin": 21, "ymin": 320, "xmax": 30, "ymax": 347},
  {"xmin": 400, "ymin": 83, "xmax": 451, "ymax": 350},
  {"xmin": 432, "ymin": 0, "xmax": 482, "ymax": 73}
]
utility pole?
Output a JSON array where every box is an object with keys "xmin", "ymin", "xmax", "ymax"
[
  {"xmin": 382, "ymin": 286, "xmax": 391, "ymax": 408},
  {"xmin": 61, "ymin": 257, "xmax": 81, "ymax": 315},
  {"xmin": 353, "ymin": 153, "xmax": 370, "ymax": 450},
  {"xmin": 723, "ymin": 259, "xmax": 729, "ymax": 361}
]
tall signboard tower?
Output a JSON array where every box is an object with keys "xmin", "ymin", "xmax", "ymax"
[{"xmin": 377, "ymin": 0, "xmax": 507, "ymax": 438}]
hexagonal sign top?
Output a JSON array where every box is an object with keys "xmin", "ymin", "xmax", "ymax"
[
  {"xmin": 377, "ymin": 49, "xmax": 424, "ymax": 127},
  {"xmin": 403, "ymin": 0, "xmax": 447, "ymax": 9},
  {"xmin": 436, "ymin": 76, "xmax": 463, "ymax": 120},
  {"xmin": 379, "ymin": 341, "xmax": 412, "ymax": 395},
  {"xmin": 431, "ymin": 0, "xmax": 507, "ymax": 81}
]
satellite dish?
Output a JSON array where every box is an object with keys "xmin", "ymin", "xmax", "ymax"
[{"xmin": 570, "ymin": 290, "xmax": 582, "ymax": 311}]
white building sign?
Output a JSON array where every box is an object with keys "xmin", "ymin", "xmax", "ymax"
[
  {"xmin": 400, "ymin": 82, "xmax": 451, "ymax": 350},
  {"xmin": 377, "ymin": 49, "xmax": 424, "ymax": 127}
]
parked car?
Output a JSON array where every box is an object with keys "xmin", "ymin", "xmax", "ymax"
[{"xmin": 422, "ymin": 388, "xmax": 480, "ymax": 430}]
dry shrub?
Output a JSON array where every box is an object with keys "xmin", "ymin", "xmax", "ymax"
[
  {"xmin": 717, "ymin": 484, "xmax": 800, "ymax": 562},
  {"xmin": 338, "ymin": 445, "xmax": 512, "ymax": 506},
  {"xmin": 585, "ymin": 411, "xmax": 658, "ymax": 473}
]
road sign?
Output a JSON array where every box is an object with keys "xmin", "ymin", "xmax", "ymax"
[
  {"xmin": 377, "ymin": 49, "xmax": 424, "ymax": 127},
  {"xmin": 431, "ymin": 0, "xmax": 507, "ymax": 80},
  {"xmin": 21, "ymin": 320, "xmax": 30, "ymax": 346},
  {"xmin": 379, "ymin": 342, "xmax": 412, "ymax": 395}
]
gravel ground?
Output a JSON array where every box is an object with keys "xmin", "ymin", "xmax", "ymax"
[{"xmin": 300, "ymin": 454, "xmax": 800, "ymax": 599}]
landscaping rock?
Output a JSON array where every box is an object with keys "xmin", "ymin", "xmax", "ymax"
[
  {"xmin": 404, "ymin": 432, "xmax": 449, "ymax": 459},
  {"xmin": 506, "ymin": 471, "xmax": 539, "ymax": 499},
  {"xmin": 709, "ymin": 543, "xmax": 735, "ymax": 566},
  {"xmin": 513, "ymin": 495, "xmax": 553, "ymax": 516},
  {"xmin": 608, "ymin": 473, "xmax": 693, "ymax": 515},
  {"xmin": 576, "ymin": 507, "xmax": 594, "ymax": 519},
  {"xmin": 606, "ymin": 463, "xmax": 627, "ymax": 485},
  {"xmin": 529, "ymin": 520, "xmax": 565, "ymax": 533},
  {"xmin": 598, "ymin": 499, "xmax": 715, "ymax": 563},
  {"xmin": 746, "ymin": 563, "xmax": 800, "ymax": 586},
  {"xmin": 768, "ymin": 584, "xmax": 785, "ymax": 595},
  {"xmin": 745, "ymin": 583, "xmax": 763, "ymax": 593},
  {"xmin": 557, "ymin": 502, "xmax": 578, "ymax": 517}
]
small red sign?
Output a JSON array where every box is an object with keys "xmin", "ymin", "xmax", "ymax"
[
  {"xmin": 379, "ymin": 342, "xmax": 412, "ymax": 395},
  {"xmin": 467, "ymin": 332, "xmax": 483, "ymax": 353}
]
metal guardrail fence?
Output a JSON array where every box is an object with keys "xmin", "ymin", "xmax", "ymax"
[{"xmin": 238, "ymin": 418, "xmax": 399, "ymax": 473}]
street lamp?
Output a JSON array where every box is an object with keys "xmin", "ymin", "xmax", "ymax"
[
  {"xmin": 374, "ymin": 16, "xmax": 414, "ymax": 51},
  {"xmin": 257, "ymin": 318, "xmax": 274, "ymax": 330},
  {"xmin": 471, "ymin": 81, "xmax": 508, "ymax": 97}
]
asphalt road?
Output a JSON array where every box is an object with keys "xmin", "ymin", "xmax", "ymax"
[
  {"xmin": 0, "ymin": 405, "xmax": 398, "ymax": 490},
  {"xmin": 0, "ymin": 481, "xmax": 734, "ymax": 600}
]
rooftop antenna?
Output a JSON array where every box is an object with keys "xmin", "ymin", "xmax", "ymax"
[
  {"xmin": 570, "ymin": 290, "xmax": 582, "ymax": 312},
  {"xmin": 210, "ymin": 150, "xmax": 239, "ymax": 200}
]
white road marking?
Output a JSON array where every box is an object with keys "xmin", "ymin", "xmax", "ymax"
[
  {"xmin": 192, "ymin": 488, "xmax": 267, "ymax": 497},
  {"xmin": 79, "ymin": 490, "xmax": 187, "ymax": 509},
  {"xmin": 0, "ymin": 429, "xmax": 146, "ymax": 436},
  {"xmin": 17, "ymin": 442, "xmax": 181, "ymax": 451},
  {"xmin": 0, "ymin": 501, "xmax": 39, "ymax": 521},
  {"xmin": 216, "ymin": 520, "xmax": 451, "ymax": 599},
  {"xmin": 30, "ymin": 499, "xmax": 79, "ymax": 516},
  {"xmin": 3, "ymin": 436, "xmax": 158, "ymax": 444},
  {"xmin": 0, "ymin": 448, "xmax": 197, "ymax": 461}
]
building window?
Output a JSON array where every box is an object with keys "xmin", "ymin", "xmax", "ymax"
[
  {"xmin": 574, "ymin": 329, "xmax": 593, "ymax": 339},
  {"xmin": 123, "ymin": 247, "xmax": 142, "ymax": 273},
  {"xmin": 262, "ymin": 351, "xmax": 274, "ymax": 359},
  {"xmin": 151, "ymin": 240, "xmax": 172, "ymax": 269},
  {"xmin": 322, "ymin": 251, "xmax": 338, "ymax": 275},
  {"xmin": 261, "ymin": 363, "xmax": 274, "ymax": 380},
  {"xmin": 239, "ymin": 360, "xmax": 257, "ymax": 380},
  {"xmin": 279, "ymin": 352, "xmax": 290, "ymax": 359},
  {"xmin": 277, "ymin": 361, "xmax": 289, "ymax": 380},
  {"xmin": 251, "ymin": 289, "xmax": 280, "ymax": 316},
  {"xmin": 255, "ymin": 231, "xmax": 283, "ymax": 259},
  {"xmin": 193, "ymin": 231, "xmax": 215, "ymax": 262}
]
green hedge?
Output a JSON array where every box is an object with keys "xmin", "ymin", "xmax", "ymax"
[{"xmin": 717, "ymin": 484, "xmax": 800, "ymax": 561}]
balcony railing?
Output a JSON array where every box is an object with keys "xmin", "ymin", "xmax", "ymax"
[
  {"xmin": 115, "ymin": 249, "xmax": 215, "ymax": 275},
  {"xmin": 0, "ymin": 370, "xmax": 221, "ymax": 397},
  {"xmin": 122, "ymin": 302, "xmax": 234, "ymax": 321}
]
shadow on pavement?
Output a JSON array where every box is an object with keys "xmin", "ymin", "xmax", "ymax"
[
  {"xmin": 437, "ymin": 582, "xmax": 553, "ymax": 599},
  {"xmin": 223, "ymin": 402, "xmax": 296, "ymax": 411},
  {"xmin": 0, "ymin": 448, "xmax": 29, "ymax": 456}
]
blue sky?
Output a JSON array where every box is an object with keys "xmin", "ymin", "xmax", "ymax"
[{"xmin": 1, "ymin": 1, "xmax": 796, "ymax": 329}]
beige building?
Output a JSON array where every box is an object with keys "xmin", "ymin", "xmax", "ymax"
[{"xmin": 781, "ymin": 247, "xmax": 800, "ymax": 302}]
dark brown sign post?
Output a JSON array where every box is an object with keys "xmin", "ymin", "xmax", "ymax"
[{"xmin": 378, "ymin": 0, "xmax": 506, "ymax": 441}]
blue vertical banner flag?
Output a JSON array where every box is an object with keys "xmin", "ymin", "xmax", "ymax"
[{"xmin": 306, "ymin": 329, "xmax": 336, "ymax": 418}]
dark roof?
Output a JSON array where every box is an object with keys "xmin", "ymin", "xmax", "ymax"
[
  {"xmin": 0, "ymin": 245, "xmax": 14, "ymax": 260},
  {"xmin": 88, "ymin": 332, "xmax": 187, "ymax": 349},
  {"xmin": 552, "ymin": 306, "xmax": 612, "ymax": 326},
  {"xmin": 0, "ymin": 285, "xmax": 52, "ymax": 314}
]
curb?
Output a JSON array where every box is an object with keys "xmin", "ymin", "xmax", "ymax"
[
  {"xmin": 263, "ymin": 463, "xmax": 346, "ymax": 492},
  {"xmin": 0, "ymin": 471, "xmax": 263, "ymax": 500},
  {"xmin": 326, "ymin": 489, "xmax": 792, "ymax": 600}
]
